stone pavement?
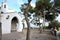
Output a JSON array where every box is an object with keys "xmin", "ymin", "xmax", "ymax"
[{"xmin": 2, "ymin": 29, "xmax": 57, "ymax": 40}]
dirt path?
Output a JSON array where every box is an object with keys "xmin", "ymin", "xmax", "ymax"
[
  {"xmin": 2, "ymin": 29, "xmax": 57, "ymax": 40},
  {"xmin": 30, "ymin": 29, "xmax": 57, "ymax": 40}
]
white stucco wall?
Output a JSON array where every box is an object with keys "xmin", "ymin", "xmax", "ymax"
[
  {"xmin": 1, "ymin": 12, "xmax": 23, "ymax": 34},
  {"xmin": 0, "ymin": 2, "xmax": 23, "ymax": 34}
]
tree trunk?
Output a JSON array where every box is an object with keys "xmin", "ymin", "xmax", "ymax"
[
  {"xmin": 25, "ymin": 13, "xmax": 30, "ymax": 40},
  {"xmin": 24, "ymin": 0, "xmax": 31, "ymax": 40},
  {"xmin": 43, "ymin": 9, "xmax": 46, "ymax": 31},
  {"xmin": 38, "ymin": 17, "xmax": 41, "ymax": 33}
]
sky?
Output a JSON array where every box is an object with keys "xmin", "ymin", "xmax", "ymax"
[
  {"xmin": 0, "ymin": 0, "xmax": 36, "ymax": 12},
  {"xmin": 0, "ymin": 0, "xmax": 60, "ymax": 22},
  {"xmin": 0, "ymin": 0, "xmax": 53, "ymax": 12}
]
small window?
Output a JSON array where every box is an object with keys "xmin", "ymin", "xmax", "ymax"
[
  {"xmin": 1, "ymin": 12, "xmax": 3, "ymax": 13},
  {"xmin": 6, "ymin": 15, "xmax": 9, "ymax": 19},
  {"xmin": 4, "ymin": 5, "xmax": 6, "ymax": 8}
]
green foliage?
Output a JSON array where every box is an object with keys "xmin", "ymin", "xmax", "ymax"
[
  {"xmin": 45, "ymin": 11, "xmax": 58, "ymax": 21},
  {"xmin": 35, "ymin": 0, "xmax": 59, "ymax": 21},
  {"xmin": 54, "ymin": 0, "xmax": 60, "ymax": 6},
  {"xmin": 49, "ymin": 20, "xmax": 60, "ymax": 28},
  {"xmin": 36, "ymin": 0, "xmax": 52, "ymax": 10},
  {"xmin": 20, "ymin": 3, "xmax": 34, "ymax": 18},
  {"xmin": 37, "ymin": 23, "xmax": 42, "ymax": 26},
  {"xmin": 20, "ymin": 3, "xmax": 34, "ymax": 13},
  {"xmin": 20, "ymin": 3, "xmax": 27, "ymax": 12},
  {"xmin": 54, "ymin": 0, "xmax": 60, "ymax": 13},
  {"xmin": 45, "ymin": 14, "xmax": 56, "ymax": 21}
]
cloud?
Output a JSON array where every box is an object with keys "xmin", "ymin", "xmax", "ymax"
[
  {"xmin": 30, "ymin": 3, "xmax": 35, "ymax": 8},
  {"xmin": 17, "ymin": 0, "xmax": 36, "ymax": 7},
  {"xmin": 30, "ymin": 0, "xmax": 36, "ymax": 8}
]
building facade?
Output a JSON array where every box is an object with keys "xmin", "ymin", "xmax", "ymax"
[{"xmin": 0, "ymin": 2, "xmax": 23, "ymax": 34}]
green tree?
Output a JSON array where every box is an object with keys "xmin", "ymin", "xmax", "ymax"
[
  {"xmin": 21, "ymin": 3, "xmax": 34, "ymax": 14},
  {"xmin": 49, "ymin": 20, "xmax": 60, "ymax": 29},
  {"xmin": 35, "ymin": 0, "xmax": 59, "ymax": 27},
  {"xmin": 24, "ymin": 0, "xmax": 31, "ymax": 40},
  {"xmin": 20, "ymin": 2, "xmax": 34, "ymax": 28},
  {"xmin": 20, "ymin": 0, "xmax": 34, "ymax": 40}
]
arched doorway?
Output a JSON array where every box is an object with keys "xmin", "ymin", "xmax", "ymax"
[{"xmin": 11, "ymin": 17, "xmax": 19, "ymax": 32}]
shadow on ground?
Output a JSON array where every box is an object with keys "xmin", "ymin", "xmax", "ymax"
[{"xmin": 2, "ymin": 29, "xmax": 57, "ymax": 40}]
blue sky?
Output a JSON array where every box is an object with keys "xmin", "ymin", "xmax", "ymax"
[
  {"xmin": 0, "ymin": 0, "xmax": 53, "ymax": 12},
  {"xmin": 0, "ymin": 0, "xmax": 60, "ymax": 22},
  {"xmin": 0, "ymin": 0, "xmax": 36, "ymax": 12},
  {"xmin": 0, "ymin": 0, "xmax": 60, "ymax": 26}
]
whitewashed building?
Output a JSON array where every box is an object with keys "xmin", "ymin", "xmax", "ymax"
[{"xmin": 0, "ymin": 2, "xmax": 23, "ymax": 34}]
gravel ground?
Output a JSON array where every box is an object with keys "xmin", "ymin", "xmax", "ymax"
[{"xmin": 2, "ymin": 29, "xmax": 57, "ymax": 40}]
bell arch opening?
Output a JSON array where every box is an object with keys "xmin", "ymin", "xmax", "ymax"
[{"xmin": 11, "ymin": 17, "xmax": 19, "ymax": 32}]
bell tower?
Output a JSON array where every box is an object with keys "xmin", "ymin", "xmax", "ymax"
[
  {"xmin": 1, "ymin": 0, "xmax": 8, "ymax": 13},
  {"xmin": 2, "ymin": 0, "xmax": 7, "ymax": 8}
]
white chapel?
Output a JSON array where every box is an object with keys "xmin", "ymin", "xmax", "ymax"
[{"xmin": 0, "ymin": 2, "xmax": 23, "ymax": 34}]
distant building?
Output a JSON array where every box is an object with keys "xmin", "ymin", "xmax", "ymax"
[{"xmin": 0, "ymin": 2, "xmax": 23, "ymax": 34}]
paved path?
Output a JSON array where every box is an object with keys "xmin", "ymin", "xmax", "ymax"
[{"xmin": 2, "ymin": 29, "xmax": 57, "ymax": 40}]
